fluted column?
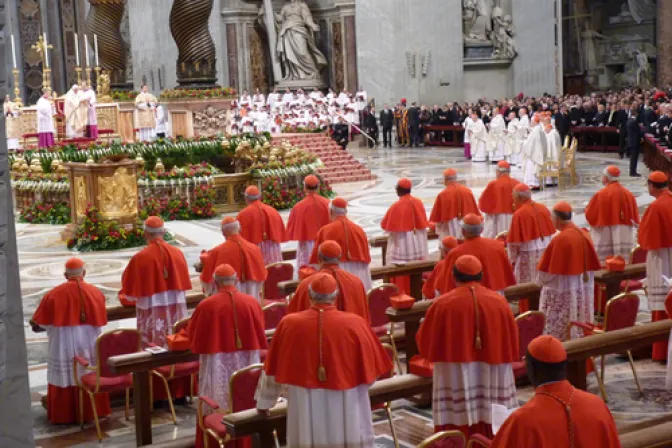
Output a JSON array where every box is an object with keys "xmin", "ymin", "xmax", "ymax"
[
  {"xmin": 87, "ymin": 0, "xmax": 128, "ymax": 88},
  {"xmin": 169, "ymin": 0, "xmax": 217, "ymax": 88}
]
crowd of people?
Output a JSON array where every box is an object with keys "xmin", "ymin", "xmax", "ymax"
[{"xmin": 30, "ymin": 160, "xmax": 672, "ymax": 445}]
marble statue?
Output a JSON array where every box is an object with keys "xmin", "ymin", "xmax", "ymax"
[
  {"xmin": 274, "ymin": 0, "xmax": 327, "ymax": 82},
  {"xmin": 627, "ymin": 0, "xmax": 656, "ymax": 24},
  {"xmin": 580, "ymin": 26, "xmax": 606, "ymax": 73},
  {"xmin": 492, "ymin": 8, "xmax": 516, "ymax": 59},
  {"xmin": 635, "ymin": 47, "xmax": 652, "ymax": 86},
  {"xmin": 463, "ymin": 0, "xmax": 493, "ymax": 42}
]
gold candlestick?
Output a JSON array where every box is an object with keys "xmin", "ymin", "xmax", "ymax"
[
  {"xmin": 85, "ymin": 66, "xmax": 92, "ymax": 87},
  {"xmin": 75, "ymin": 66, "xmax": 83, "ymax": 85},
  {"xmin": 42, "ymin": 67, "xmax": 52, "ymax": 93},
  {"xmin": 94, "ymin": 66, "xmax": 102, "ymax": 96},
  {"xmin": 11, "ymin": 68, "xmax": 23, "ymax": 107}
]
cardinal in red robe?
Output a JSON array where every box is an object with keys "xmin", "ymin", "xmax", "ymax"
[
  {"xmin": 256, "ymin": 273, "xmax": 392, "ymax": 446},
  {"xmin": 200, "ymin": 217, "xmax": 267, "ymax": 301},
  {"xmin": 286, "ymin": 175, "xmax": 330, "ymax": 272},
  {"xmin": 309, "ymin": 197, "xmax": 372, "ymax": 290},
  {"xmin": 30, "ymin": 258, "xmax": 109, "ymax": 424},
  {"xmin": 189, "ymin": 264, "xmax": 267, "ymax": 448},
  {"xmin": 429, "ymin": 168, "xmax": 480, "ymax": 244},
  {"xmin": 289, "ymin": 240, "xmax": 370, "ymax": 322},
  {"xmin": 237, "ymin": 185, "xmax": 287, "ymax": 265},
  {"xmin": 479, "ymin": 161, "xmax": 520, "ymax": 238},
  {"xmin": 492, "ymin": 336, "xmax": 621, "ymax": 447},
  {"xmin": 423, "ymin": 236, "xmax": 458, "ymax": 299}
]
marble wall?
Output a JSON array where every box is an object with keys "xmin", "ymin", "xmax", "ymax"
[
  {"xmin": 657, "ymin": 0, "xmax": 672, "ymax": 87},
  {"xmin": 0, "ymin": 0, "xmax": 35, "ymax": 444}
]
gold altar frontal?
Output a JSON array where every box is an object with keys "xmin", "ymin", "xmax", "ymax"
[
  {"xmin": 19, "ymin": 103, "xmax": 121, "ymax": 140},
  {"xmin": 65, "ymin": 158, "xmax": 141, "ymax": 228}
]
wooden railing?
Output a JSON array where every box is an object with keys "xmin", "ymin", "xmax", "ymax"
[
  {"xmin": 570, "ymin": 125, "xmax": 619, "ymax": 152},
  {"xmin": 422, "ymin": 125, "xmax": 465, "ymax": 147}
]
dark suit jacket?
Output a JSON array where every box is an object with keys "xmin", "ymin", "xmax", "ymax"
[
  {"xmin": 554, "ymin": 112, "xmax": 570, "ymax": 138},
  {"xmin": 407, "ymin": 107, "xmax": 420, "ymax": 126},
  {"xmin": 626, "ymin": 117, "xmax": 642, "ymax": 149},
  {"xmin": 363, "ymin": 112, "xmax": 378, "ymax": 130},
  {"xmin": 593, "ymin": 111, "xmax": 608, "ymax": 126},
  {"xmin": 380, "ymin": 109, "xmax": 394, "ymax": 128},
  {"xmin": 569, "ymin": 106, "xmax": 582, "ymax": 125}
]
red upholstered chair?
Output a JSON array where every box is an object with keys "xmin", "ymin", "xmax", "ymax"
[
  {"xmin": 418, "ymin": 430, "xmax": 467, "ymax": 447},
  {"xmin": 74, "ymin": 329, "xmax": 141, "ymax": 441},
  {"xmin": 198, "ymin": 363, "xmax": 277, "ymax": 448},
  {"xmin": 262, "ymin": 301, "xmax": 288, "ymax": 330},
  {"xmin": 467, "ymin": 435, "xmax": 492, "ymax": 447},
  {"xmin": 568, "ymin": 292, "xmax": 642, "ymax": 402},
  {"xmin": 373, "ymin": 343, "xmax": 400, "ymax": 447},
  {"xmin": 151, "ymin": 317, "xmax": 200, "ymax": 423},
  {"xmin": 368, "ymin": 283, "xmax": 402, "ymax": 373},
  {"xmin": 622, "ymin": 245, "xmax": 647, "ymax": 293},
  {"xmin": 512, "ymin": 311, "xmax": 545, "ymax": 380},
  {"xmin": 264, "ymin": 262, "xmax": 294, "ymax": 302}
]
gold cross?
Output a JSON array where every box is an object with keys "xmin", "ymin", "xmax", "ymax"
[{"xmin": 30, "ymin": 36, "xmax": 53, "ymax": 64}]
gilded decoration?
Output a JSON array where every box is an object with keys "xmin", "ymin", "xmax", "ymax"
[
  {"xmin": 96, "ymin": 167, "xmax": 138, "ymax": 218},
  {"xmin": 87, "ymin": 0, "xmax": 128, "ymax": 86},
  {"xmin": 74, "ymin": 176, "xmax": 88, "ymax": 217},
  {"xmin": 332, "ymin": 22, "xmax": 344, "ymax": 92},
  {"xmin": 249, "ymin": 26, "xmax": 269, "ymax": 92},
  {"xmin": 193, "ymin": 105, "xmax": 231, "ymax": 138}
]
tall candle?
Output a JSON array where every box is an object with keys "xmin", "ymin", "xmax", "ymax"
[
  {"xmin": 84, "ymin": 34, "xmax": 90, "ymax": 67},
  {"xmin": 43, "ymin": 32, "xmax": 49, "ymax": 68},
  {"xmin": 94, "ymin": 34, "xmax": 99, "ymax": 67},
  {"xmin": 10, "ymin": 34, "xmax": 16, "ymax": 69},
  {"xmin": 74, "ymin": 33, "xmax": 80, "ymax": 66}
]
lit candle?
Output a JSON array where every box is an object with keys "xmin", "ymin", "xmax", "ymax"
[
  {"xmin": 94, "ymin": 34, "xmax": 99, "ymax": 67},
  {"xmin": 43, "ymin": 32, "xmax": 49, "ymax": 68},
  {"xmin": 10, "ymin": 34, "xmax": 16, "ymax": 69},
  {"xmin": 84, "ymin": 34, "xmax": 90, "ymax": 67},
  {"xmin": 74, "ymin": 32, "xmax": 80, "ymax": 66}
]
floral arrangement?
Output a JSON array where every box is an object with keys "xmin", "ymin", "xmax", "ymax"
[
  {"xmin": 19, "ymin": 202, "xmax": 71, "ymax": 224},
  {"xmin": 261, "ymin": 174, "xmax": 334, "ymax": 210},
  {"xmin": 110, "ymin": 90, "xmax": 139, "ymax": 102},
  {"xmin": 282, "ymin": 125, "xmax": 326, "ymax": 134},
  {"xmin": 11, "ymin": 172, "xmax": 70, "ymax": 193},
  {"xmin": 138, "ymin": 162, "xmax": 219, "ymax": 182},
  {"xmin": 160, "ymin": 87, "xmax": 237, "ymax": 100},
  {"xmin": 139, "ymin": 184, "xmax": 216, "ymax": 221}
]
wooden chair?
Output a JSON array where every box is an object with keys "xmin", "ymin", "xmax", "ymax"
[
  {"xmin": 373, "ymin": 343, "xmax": 400, "ymax": 448},
  {"xmin": 568, "ymin": 292, "xmax": 643, "ymax": 402},
  {"xmin": 368, "ymin": 283, "xmax": 403, "ymax": 374},
  {"xmin": 264, "ymin": 262, "xmax": 294, "ymax": 302},
  {"xmin": 150, "ymin": 317, "xmax": 200, "ymax": 423},
  {"xmin": 512, "ymin": 311, "xmax": 546, "ymax": 380},
  {"xmin": 74, "ymin": 329, "xmax": 141, "ymax": 441},
  {"xmin": 467, "ymin": 434, "xmax": 492, "ymax": 447},
  {"xmin": 198, "ymin": 363, "xmax": 278, "ymax": 448},
  {"xmin": 417, "ymin": 430, "xmax": 467, "ymax": 447},
  {"xmin": 262, "ymin": 300, "xmax": 288, "ymax": 330}
]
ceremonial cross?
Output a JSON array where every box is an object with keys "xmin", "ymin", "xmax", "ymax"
[{"xmin": 31, "ymin": 36, "xmax": 53, "ymax": 66}]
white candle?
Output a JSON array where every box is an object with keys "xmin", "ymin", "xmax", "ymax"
[
  {"xmin": 74, "ymin": 33, "xmax": 80, "ymax": 66},
  {"xmin": 84, "ymin": 34, "xmax": 90, "ymax": 67},
  {"xmin": 94, "ymin": 34, "xmax": 99, "ymax": 67},
  {"xmin": 43, "ymin": 32, "xmax": 49, "ymax": 68},
  {"xmin": 10, "ymin": 34, "xmax": 16, "ymax": 69}
]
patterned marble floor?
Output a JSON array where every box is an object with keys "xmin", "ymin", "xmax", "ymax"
[{"xmin": 23, "ymin": 146, "xmax": 670, "ymax": 446}]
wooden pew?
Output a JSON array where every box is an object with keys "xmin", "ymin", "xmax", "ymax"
[
  {"xmin": 594, "ymin": 263, "xmax": 646, "ymax": 305},
  {"xmin": 369, "ymin": 231, "xmax": 439, "ymax": 266},
  {"xmin": 278, "ymin": 260, "xmax": 437, "ymax": 297}
]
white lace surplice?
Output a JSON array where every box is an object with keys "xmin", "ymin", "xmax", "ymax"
[
  {"xmin": 508, "ymin": 237, "xmax": 551, "ymax": 284},
  {"xmin": 590, "ymin": 225, "xmax": 635, "ymax": 261},
  {"xmin": 340, "ymin": 261, "xmax": 373, "ymax": 292},
  {"xmin": 296, "ymin": 240, "xmax": 315, "ymax": 274},
  {"xmin": 432, "ymin": 362, "xmax": 517, "ymax": 428},
  {"xmin": 131, "ymin": 290, "xmax": 188, "ymax": 348},
  {"xmin": 199, "ymin": 351, "xmax": 260, "ymax": 413},
  {"xmin": 436, "ymin": 219, "xmax": 462, "ymax": 244},
  {"xmin": 482, "ymin": 213, "xmax": 513, "ymax": 239},
  {"xmin": 646, "ymin": 247, "xmax": 672, "ymax": 312},
  {"xmin": 45, "ymin": 325, "xmax": 102, "ymax": 387},
  {"xmin": 386, "ymin": 230, "xmax": 429, "ymax": 264},
  {"xmin": 259, "ymin": 240, "xmax": 283, "ymax": 266},
  {"xmin": 539, "ymin": 272, "xmax": 594, "ymax": 340}
]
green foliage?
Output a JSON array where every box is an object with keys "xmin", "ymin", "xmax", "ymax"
[{"xmin": 19, "ymin": 202, "xmax": 71, "ymax": 224}]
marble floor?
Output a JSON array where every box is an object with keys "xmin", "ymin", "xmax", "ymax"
[{"xmin": 22, "ymin": 146, "xmax": 670, "ymax": 446}]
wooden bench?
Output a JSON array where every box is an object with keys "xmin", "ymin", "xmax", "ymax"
[
  {"xmin": 422, "ymin": 125, "xmax": 465, "ymax": 147},
  {"xmin": 571, "ymin": 126, "xmax": 619, "ymax": 152}
]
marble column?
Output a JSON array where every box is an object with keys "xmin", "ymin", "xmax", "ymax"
[
  {"xmin": 0, "ymin": 0, "xmax": 35, "ymax": 444},
  {"xmin": 657, "ymin": 1, "xmax": 672, "ymax": 87}
]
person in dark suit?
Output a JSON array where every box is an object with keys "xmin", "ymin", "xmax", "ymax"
[
  {"xmin": 379, "ymin": 104, "xmax": 394, "ymax": 148},
  {"xmin": 626, "ymin": 109, "xmax": 642, "ymax": 177},
  {"xmin": 652, "ymin": 106, "xmax": 671, "ymax": 141},
  {"xmin": 568, "ymin": 100, "xmax": 583, "ymax": 126},
  {"xmin": 593, "ymin": 103, "xmax": 608, "ymax": 127},
  {"xmin": 363, "ymin": 106, "xmax": 379, "ymax": 148},
  {"xmin": 554, "ymin": 104, "xmax": 570, "ymax": 143},
  {"xmin": 407, "ymin": 102, "xmax": 420, "ymax": 147},
  {"xmin": 617, "ymin": 102, "xmax": 631, "ymax": 159},
  {"xmin": 331, "ymin": 117, "xmax": 349, "ymax": 150}
]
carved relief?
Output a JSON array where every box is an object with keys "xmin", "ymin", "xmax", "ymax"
[
  {"xmin": 96, "ymin": 167, "xmax": 138, "ymax": 219},
  {"xmin": 96, "ymin": 105, "xmax": 118, "ymax": 134},
  {"xmin": 193, "ymin": 105, "xmax": 231, "ymax": 138},
  {"xmin": 74, "ymin": 176, "xmax": 88, "ymax": 217},
  {"xmin": 249, "ymin": 26, "xmax": 269, "ymax": 93},
  {"xmin": 332, "ymin": 21, "xmax": 344, "ymax": 92}
]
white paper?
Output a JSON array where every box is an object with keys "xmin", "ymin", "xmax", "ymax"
[{"xmin": 491, "ymin": 403, "xmax": 517, "ymax": 435}]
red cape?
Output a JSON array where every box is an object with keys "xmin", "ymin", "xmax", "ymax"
[
  {"xmin": 417, "ymin": 283, "xmax": 518, "ymax": 364},
  {"xmin": 537, "ymin": 223, "xmax": 601, "ymax": 275},
  {"xmin": 122, "ymin": 240, "xmax": 193, "ymax": 298},
  {"xmin": 32, "ymin": 280, "xmax": 108, "ymax": 327},
  {"xmin": 263, "ymin": 305, "xmax": 392, "ymax": 390},
  {"xmin": 188, "ymin": 286, "xmax": 268, "ymax": 354},
  {"xmin": 286, "ymin": 193, "xmax": 331, "ymax": 241},
  {"xmin": 287, "ymin": 265, "xmax": 370, "ymax": 322},
  {"xmin": 308, "ymin": 216, "xmax": 372, "ymax": 264},
  {"xmin": 200, "ymin": 235, "xmax": 268, "ymax": 283},
  {"xmin": 585, "ymin": 182, "xmax": 640, "ymax": 228},
  {"xmin": 237, "ymin": 200, "xmax": 287, "ymax": 244},
  {"xmin": 507, "ymin": 201, "xmax": 555, "ymax": 244},
  {"xmin": 381, "ymin": 194, "xmax": 429, "ymax": 232},
  {"xmin": 638, "ymin": 191, "xmax": 672, "ymax": 251},
  {"xmin": 478, "ymin": 175, "xmax": 520, "ymax": 214},
  {"xmin": 430, "ymin": 183, "xmax": 481, "ymax": 223}
]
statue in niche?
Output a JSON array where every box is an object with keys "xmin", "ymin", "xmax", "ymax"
[
  {"xmin": 463, "ymin": 0, "xmax": 493, "ymax": 43},
  {"xmin": 492, "ymin": 8, "xmax": 516, "ymax": 59},
  {"xmin": 580, "ymin": 25, "xmax": 606, "ymax": 73},
  {"xmin": 259, "ymin": 0, "xmax": 327, "ymax": 83},
  {"xmin": 635, "ymin": 47, "xmax": 652, "ymax": 87}
]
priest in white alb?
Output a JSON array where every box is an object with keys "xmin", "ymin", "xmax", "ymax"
[
  {"xmin": 488, "ymin": 106, "xmax": 506, "ymax": 162},
  {"xmin": 505, "ymin": 111, "xmax": 522, "ymax": 166},
  {"xmin": 467, "ymin": 111, "xmax": 490, "ymax": 162},
  {"xmin": 37, "ymin": 89, "xmax": 56, "ymax": 148},
  {"xmin": 521, "ymin": 113, "xmax": 547, "ymax": 189},
  {"xmin": 255, "ymin": 273, "xmax": 392, "ymax": 447},
  {"xmin": 80, "ymin": 82, "xmax": 98, "ymax": 139},
  {"xmin": 135, "ymin": 85, "xmax": 157, "ymax": 142},
  {"xmin": 64, "ymin": 84, "xmax": 87, "ymax": 138}
]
